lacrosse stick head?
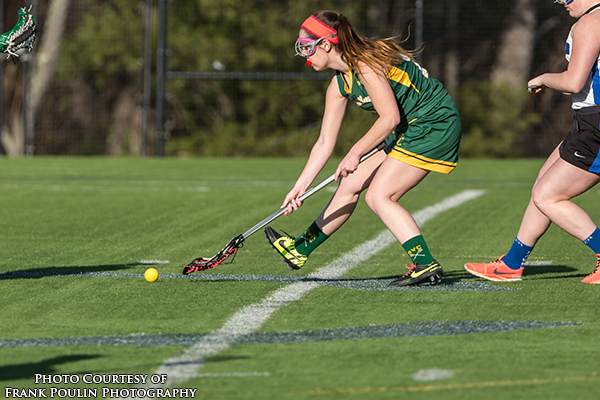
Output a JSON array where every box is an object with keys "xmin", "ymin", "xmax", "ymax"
[
  {"xmin": 182, "ymin": 235, "xmax": 245, "ymax": 275},
  {"xmin": 0, "ymin": 7, "xmax": 37, "ymax": 59}
]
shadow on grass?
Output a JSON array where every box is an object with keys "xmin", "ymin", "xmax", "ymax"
[
  {"xmin": 0, "ymin": 263, "xmax": 141, "ymax": 281},
  {"xmin": 0, "ymin": 355, "xmax": 101, "ymax": 381},
  {"xmin": 201, "ymin": 355, "xmax": 251, "ymax": 364},
  {"xmin": 524, "ymin": 264, "xmax": 588, "ymax": 280},
  {"xmin": 187, "ymin": 275, "xmax": 402, "ymax": 284}
]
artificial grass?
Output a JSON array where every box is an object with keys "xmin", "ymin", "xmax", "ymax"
[{"xmin": 1, "ymin": 157, "xmax": 598, "ymax": 399}]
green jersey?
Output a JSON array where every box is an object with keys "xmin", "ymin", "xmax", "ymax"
[
  {"xmin": 336, "ymin": 56, "xmax": 447, "ymax": 126},
  {"xmin": 335, "ymin": 56, "xmax": 462, "ymax": 174}
]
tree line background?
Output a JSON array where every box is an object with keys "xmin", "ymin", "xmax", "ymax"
[{"xmin": 0, "ymin": 0, "xmax": 575, "ymax": 158}]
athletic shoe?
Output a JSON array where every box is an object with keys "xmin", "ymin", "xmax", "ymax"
[
  {"xmin": 389, "ymin": 260, "xmax": 444, "ymax": 287},
  {"xmin": 581, "ymin": 255, "xmax": 600, "ymax": 284},
  {"xmin": 464, "ymin": 255, "xmax": 523, "ymax": 282},
  {"xmin": 264, "ymin": 226, "xmax": 307, "ymax": 270}
]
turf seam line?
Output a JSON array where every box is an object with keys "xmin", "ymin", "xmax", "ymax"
[
  {"xmin": 0, "ymin": 321, "xmax": 583, "ymax": 349},
  {"xmin": 0, "ymin": 271, "xmax": 517, "ymax": 292}
]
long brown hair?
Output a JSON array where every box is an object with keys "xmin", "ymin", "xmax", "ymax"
[{"xmin": 305, "ymin": 11, "xmax": 416, "ymax": 73}]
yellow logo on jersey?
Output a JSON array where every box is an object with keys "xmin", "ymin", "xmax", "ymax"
[{"xmin": 354, "ymin": 95, "xmax": 372, "ymax": 107}]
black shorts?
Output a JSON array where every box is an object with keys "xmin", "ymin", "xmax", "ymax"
[{"xmin": 559, "ymin": 109, "xmax": 600, "ymax": 173}]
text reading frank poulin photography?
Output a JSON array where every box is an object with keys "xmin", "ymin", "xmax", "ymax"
[{"xmin": 5, "ymin": 374, "xmax": 198, "ymax": 398}]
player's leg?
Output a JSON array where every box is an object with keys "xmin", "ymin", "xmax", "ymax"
[
  {"xmin": 364, "ymin": 156, "xmax": 429, "ymax": 244},
  {"xmin": 531, "ymin": 158, "xmax": 600, "ymax": 241},
  {"xmin": 369, "ymin": 100, "xmax": 460, "ymax": 286},
  {"xmin": 531, "ymin": 155, "xmax": 600, "ymax": 283},
  {"xmin": 551, "ymin": 112, "xmax": 600, "ymax": 283},
  {"xmin": 514, "ymin": 145, "xmax": 562, "ymax": 246},
  {"xmin": 364, "ymin": 157, "xmax": 443, "ymax": 286},
  {"xmin": 265, "ymin": 151, "xmax": 386, "ymax": 270},
  {"xmin": 467, "ymin": 135, "xmax": 600, "ymax": 283},
  {"xmin": 316, "ymin": 150, "xmax": 387, "ymax": 235},
  {"xmin": 464, "ymin": 146, "xmax": 561, "ymax": 281}
]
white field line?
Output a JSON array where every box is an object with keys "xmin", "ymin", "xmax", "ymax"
[
  {"xmin": 524, "ymin": 260, "xmax": 553, "ymax": 266},
  {"xmin": 412, "ymin": 369, "xmax": 454, "ymax": 382},
  {"xmin": 119, "ymin": 190, "xmax": 485, "ymax": 396},
  {"xmin": 138, "ymin": 260, "xmax": 170, "ymax": 265}
]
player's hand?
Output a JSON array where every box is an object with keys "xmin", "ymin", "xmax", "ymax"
[
  {"xmin": 527, "ymin": 79, "xmax": 545, "ymax": 94},
  {"xmin": 527, "ymin": 86, "xmax": 545, "ymax": 94},
  {"xmin": 334, "ymin": 153, "xmax": 360, "ymax": 182},
  {"xmin": 281, "ymin": 188, "xmax": 305, "ymax": 216}
]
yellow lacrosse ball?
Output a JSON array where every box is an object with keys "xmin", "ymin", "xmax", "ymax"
[{"xmin": 144, "ymin": 268, "xmax": 159, "ymax": 282}]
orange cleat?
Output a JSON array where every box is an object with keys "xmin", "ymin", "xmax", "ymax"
[
  {"xmin": 464, "ymin": 255, "xmax": 523, "ymax": 282},
  {"xmin": 581, "ymin": 256, "xmax": 600, "ymax": 284}
]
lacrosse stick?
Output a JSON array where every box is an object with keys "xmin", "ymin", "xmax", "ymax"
[
  {"xmin": 0, "ymin": 6, "xmax": 37, "ymax": 60},
  {"xmin": 182, "ymin": 141, "xmax": 387, "ymax": 274}
]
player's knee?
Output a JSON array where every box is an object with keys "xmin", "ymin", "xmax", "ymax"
[
  {"xmin": 364, "ymin": 188, "xmax": 377, "ymax": 212},
  {"xmin": 364, "ymin": 188, "xmax": 384, "ymax": 215},
  {"xmin": 531, "ymin": 186, "xmax": 551, "ymax": 214}
]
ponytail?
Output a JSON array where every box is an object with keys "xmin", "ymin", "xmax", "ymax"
[{"xmin": 307, "ymin": 11, "xmax": 416, "ymax": 74}]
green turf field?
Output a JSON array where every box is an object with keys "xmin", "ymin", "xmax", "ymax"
[{"xmin": 1, "ymin": 156, "xmax": 599, "ymax": 400}]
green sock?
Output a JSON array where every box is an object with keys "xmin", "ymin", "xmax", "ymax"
[
  {"xmin": 294, "ymin": 221, "xmax": 329, "ymax": 256},
  {"xmin": 402, "ymin": 235, "xmax": 435, "ymax": 265}
]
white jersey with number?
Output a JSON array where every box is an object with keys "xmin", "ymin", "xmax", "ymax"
[{"xmin": 565, "ymin": 7, "xmax": 600, "ymax": 110}]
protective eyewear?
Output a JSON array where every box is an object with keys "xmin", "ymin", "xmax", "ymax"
[
  {"xmin": 294, "ymin": 33, "xmax": 337, "ymax": 57},
  {"xmin": 554, "ymin": 0, "xmax": 574, "ymax": 4}
]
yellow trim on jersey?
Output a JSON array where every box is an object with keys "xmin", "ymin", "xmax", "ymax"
[
  {"xmin": 388, "ymin": 147, "xmax": 456, "ymax": 174},
  {"xmin": 387, "ymin": 66, "xmax": 421, "ymax": 94},
  {"xmin": 342, "ymin": 65, "xmax": 419, "ymax": 95},
  {"xmin": 340, "ymin": 69, "xmax": 353, "ymax": 95}
]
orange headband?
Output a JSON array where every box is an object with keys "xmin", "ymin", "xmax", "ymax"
[{"xmin": 301, "ymin": 15, "xmax": 338, "ymax": 44}]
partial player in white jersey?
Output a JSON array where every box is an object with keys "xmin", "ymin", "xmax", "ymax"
[
  {"xmin": 465, "ymin": 0, "xmax": 600, "ymax": 284},
  {"xmin": 563, "ymin": 8, "xmax": 600, "ymax": 110}
]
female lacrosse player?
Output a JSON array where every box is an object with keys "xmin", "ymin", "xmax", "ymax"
[
  {"xmin": 264, "ymin": 11, "xmax": 462, "ymax": 286},
  {"xmin": 465, "ymin": 0, "xmax": 600, "ymax": 284}
]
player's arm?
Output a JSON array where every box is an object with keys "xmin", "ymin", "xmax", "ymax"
[
  {"xmin": 529, "ymin": 14, "xmax": 600, "ymax": 93},
  {"xmin": 280, "ymin": 76, "xmax": 348, "ymax": 214},
  {"xmin": 335, "ymin": 62, "xmax": 400, "ymax": 180}
]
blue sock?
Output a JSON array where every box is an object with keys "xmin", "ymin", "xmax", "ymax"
[
  {"xmin": 583, "ymin": 227, "xmax": 600, "ymax": 255},
  {"xmin": 503, "ymin": 238, "xmax": 533, "ymax": 270}
]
